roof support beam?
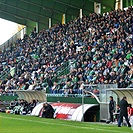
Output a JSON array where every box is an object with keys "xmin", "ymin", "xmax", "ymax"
[
  {"xmin": 0, "ymin": 10, "xmax": 48, "ymax": 27},
  {"xmin": 0, "ymin": 1, "xmax": 60, "ymax": 22},
  {"xmin": 21, "ymin": 0, "xmax": 78, "ymax": 17},
  {"xmin": 54, "ymin": 0, "xmax": 93, "ymax": 13},
  {"xmin": 0, "ymin": 10, "xmax": 26, "ymax": 25},
  {"xmin": 82, "ymin": 0, "xmax": 87, "ymax": 9},
  {"xmin": 21, "ymin": 0, "xmax": 62, "ymax": 15},
  {"xmin": 55, "ymin": 0, "xmax": 80, "ymax": 9},
  {"xmin": 20, "ymin": 0, "xmax": 52, "ymax": 13}
]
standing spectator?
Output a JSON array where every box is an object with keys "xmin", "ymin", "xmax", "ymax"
[
  {"xmin": 118, "ymin": 96, "xmax": 131, "ymax": 127},
  {"xmin": 109, "ymin": 96, "xmax": 116, "ymax": 123},
  {"xmin": 114, "ymin": 104, "xmax": 120, "ymax": 124},
  {"xmin": 128, "ymin": 104, "xmax": 133, "ymax": 126}
]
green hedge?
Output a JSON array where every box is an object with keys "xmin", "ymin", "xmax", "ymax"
[
  {"xmin": 47, "ymin": 96, "xmax": 99, "ymax": 104},
  {"xmin": 0, "ymin": 95, "xmax": 18, "ymax": 101}
]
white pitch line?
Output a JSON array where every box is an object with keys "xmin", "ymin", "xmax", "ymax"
[{"xmin": 0, "ymin": 115, "xmax": 131, "ymax": 133}]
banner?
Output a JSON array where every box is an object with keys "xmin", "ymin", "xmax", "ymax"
[
  {"xmin": 31, "ymin": 102, "xmax": 99, "ymax": 122},
  {"xmin": 51, "ymin": 103, "xmax": 81, "ymax": 120}
]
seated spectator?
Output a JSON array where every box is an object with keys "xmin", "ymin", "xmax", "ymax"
[
  {"xmin": 93, "ymin": 88, "xmax": 99, "ymax": 95},
  {"xmin": 68, "ymin": 88, "xmax": 75, "ymax": 97},
  {"xmin": 51, "ymin": 82, "xmax": 58, "ymax": 94},
  {"xmin": 9, "ymin": 100, "xmax": 17, "ymax": 110},
  {"xmin": 128, "ymin": 79, "xmax": 133, "ymax": 88}
]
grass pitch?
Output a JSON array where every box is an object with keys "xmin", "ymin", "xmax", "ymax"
[{"xmin": 0, "ymin": 113, "xmax": 132, "ymax": 133}]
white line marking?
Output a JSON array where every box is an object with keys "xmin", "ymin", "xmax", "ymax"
[{"xmin": 0, "ymin": 115, "xmax": 131, "ymax": 133}]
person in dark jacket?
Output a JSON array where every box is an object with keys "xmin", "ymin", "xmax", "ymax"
[
  {"xmin": 116, "ymin": 105, "xmax": 120, "ymax": 122},
  {"xmin": 118, "ymin": 96, "xmax": 131, "ymax": 127},
  {"xmin": 42, "ymin": 103, "xmax": 54, "ymax": 118},
  {"xmin": 109, "ymin": 96, "xmax": 116, "ymax": 123}
]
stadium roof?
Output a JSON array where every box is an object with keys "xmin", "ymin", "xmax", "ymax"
[{"xmin": 0, "ymin": 0, "xmax": 115, "ymax": 29}]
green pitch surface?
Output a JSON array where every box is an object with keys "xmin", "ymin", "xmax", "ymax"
[{"xmin": 0, "ymin": 113, "xmax": 132, "ymax": 133}]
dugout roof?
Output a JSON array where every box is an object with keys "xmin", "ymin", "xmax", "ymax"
[
  {"xmin": 110, "ymin": 88, "xmax": 133, "ymax": 105},
  {"xmin": 15, "ymin": 90, "xmax": 47, "ymax": 102}
]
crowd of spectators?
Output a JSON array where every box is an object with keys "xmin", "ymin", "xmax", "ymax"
[
  {"xmin": 0, "ymin": 6, "xmax": 132, "ymax": 95},
  {"xmin": 0, "ymin": 90, "xmax": 18, "ymax": 96},
  {"xmin": 9, "ymin": 99, "xmax": 39, "ymax": 114}
]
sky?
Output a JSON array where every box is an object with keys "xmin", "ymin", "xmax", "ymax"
[{"xmin": 0, "ymin": 18, "xmax": 18, "ymax": 45}]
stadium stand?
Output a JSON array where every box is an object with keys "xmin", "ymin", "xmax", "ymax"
[{"xmin": 0, "ymin": 6, "xmax": 132, "ymax": 97}]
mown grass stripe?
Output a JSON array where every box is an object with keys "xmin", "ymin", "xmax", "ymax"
[{"xmin": 0, "ymin": 115, "xmax": 131, "ymax": 133}]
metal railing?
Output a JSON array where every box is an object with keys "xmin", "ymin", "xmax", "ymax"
[
  {"xmin": 52, "ymin": 60, "xmax": 73, "ymax": 83},
  {"xmin": 0, "ymin": 67, "xmax": 16, "ymax": 81},
  {"xmin": 51, "ymin": 52, "xmax": 86, "ymax": 83},
  {"xmin": 45, "ymin": 52, "xmax": 86, "ymax": 92},
  {"xmin": 0, "ymin": 67, "xmax": 10, "ymax": 80}
]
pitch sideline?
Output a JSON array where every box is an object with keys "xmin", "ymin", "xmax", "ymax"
[{"xmin": 0, "ymin": 115, "xmax": 131, "ymax": 133}]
